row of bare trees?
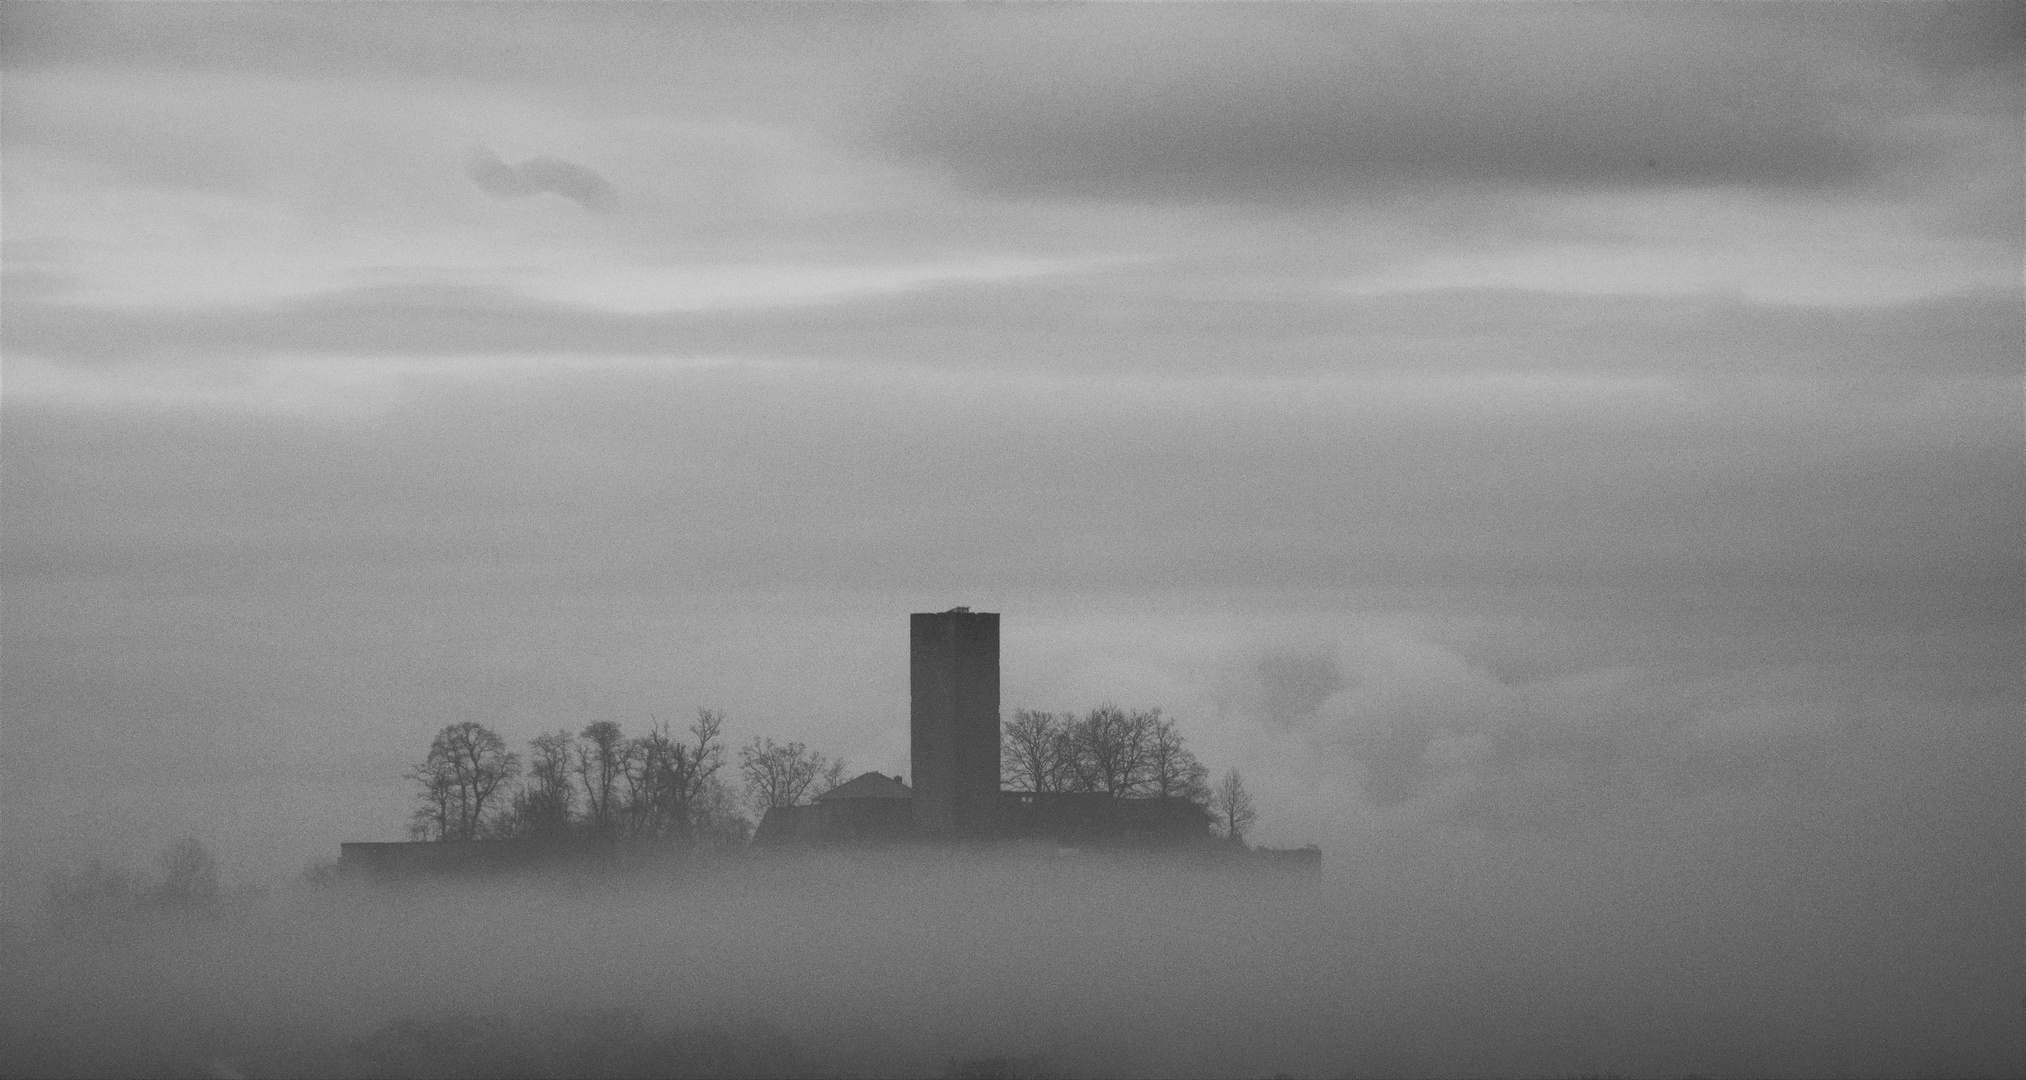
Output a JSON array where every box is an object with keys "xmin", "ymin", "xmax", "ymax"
[
  {"xmin": 1003, "ymin": 706, "xmax": 1256, "ymax": 842},
  {"xmin": 405, "ymin": 722, "xmax": 521, "ymax": 842},
  {"xmin": 736, "ymin": 738, "xmax": 846, "ymax": 812},
  {"xmin": 404, "ymin": 705, "xmax": 1254, "ymax": 844},
  {"xmin": 44, "ymin": 838, "xmax": 224, "ymax": 929},
  {"xmin": 406, "ymin": 710, "xmax": 749, "ymax": 845},
  {"xmin": 1002, "ymin": 706, "xmax": 1210, "ymax": 800}
]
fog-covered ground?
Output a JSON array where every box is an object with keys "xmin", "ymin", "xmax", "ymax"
[{"xmin": 5, "ymin": 841, "xmax": 2018, "ymax": 1080}]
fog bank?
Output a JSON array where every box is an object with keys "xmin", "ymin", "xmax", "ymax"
[{"xmin": 5, "ymin": 843, "xmax": 2019, "ymax": 1079}]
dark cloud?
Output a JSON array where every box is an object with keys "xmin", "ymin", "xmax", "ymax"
[
  {"xmin": 1830, "ymin": 0, "xmax": 2026, "ymax": 77},
  {"xmin": 466, "ymin": 147, "xmax": 615, "ymax": 211},
  {"xmin": 9, "ymin": 2, "xmax": 2015, "ymax": 216},
  {"xmin": 870, "ymin": 4, "xmax": 2011, "ymax": 199}
]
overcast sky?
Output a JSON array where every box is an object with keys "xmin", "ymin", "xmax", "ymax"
[{"xmin": 2, "ymin": 1, "xmax": 2019, "ymax": 934}]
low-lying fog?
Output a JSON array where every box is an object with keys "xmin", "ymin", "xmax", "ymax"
[{"xmin": 5, "ymin": 836, "xmax": 2018, "ymax": 1080}]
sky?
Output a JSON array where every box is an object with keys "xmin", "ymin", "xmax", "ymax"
[{"xmin": 1, "ymin": 0, "xmax": 2020, "ymax": 941}]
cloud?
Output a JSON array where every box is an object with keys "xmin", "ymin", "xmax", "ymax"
[
  {"xmin": 870, "ymin": 4, "xmax": 2015, "ymax": 200},
  {"xmin": 465, "ymin": 146, "xmax": 615, "ymax": 211},
  {"xmin": 9, "ymin": 3, "xmax": 2013, "ymax": 210},
  {"xmin": 1220, "ymin": 623, "xmax": 2024, "ymax": 851}
]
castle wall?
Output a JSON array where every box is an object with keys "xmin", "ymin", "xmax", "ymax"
[{"xmin": 995, "ymin": 791, "xmax": 1214, "ymax": 845}]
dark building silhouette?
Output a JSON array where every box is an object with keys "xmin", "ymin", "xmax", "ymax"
[
  {"xmin": 910, "ymin": 608, "xmax": 1000, "ymax": 838},
  {"xmin": 996, "ymin": 790, "xmax": 1213, "ymax": 847},
  {"xmin": 751, "ymin": 608, "xmax": 1216, "ymax": 850},
  {"xmin": 752, "ymin": 771, "xmax": 912, "ymax": 844}
]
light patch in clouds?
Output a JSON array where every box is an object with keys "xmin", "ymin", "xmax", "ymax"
[
  {"xmin": 0, "ymin": 348, "xmax": 1727, "ymax": 426},
  {"xmin": 532, "ymin": 255, "xmax": 1124, "ymax": 315},
  {"xmin": 20, "ymin": 238, "xmax": 1098, "ymax": 317},
  {"xmin": 1347, "ymin": 187, "xmax": 2019, "ymax": 305},
  {"xmin": 1346, "ymin": 239, "xmax": 2006, "ymax": 307},
  {"xmin": 9, "ymin": 173, "xmax": 1104, "ymax": 314}
]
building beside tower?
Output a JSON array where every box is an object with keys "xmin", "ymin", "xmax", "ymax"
[{"xmin": 909, "ymin": 607, "xmax": 1001, "ymax": 838}]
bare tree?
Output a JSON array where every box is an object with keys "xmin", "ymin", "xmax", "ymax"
[
  {"xmin": 1212, "ymin": 767, "xmax": 1257, "ymax": 845},
  {"xmin": 622, "ymin": 722, "xmax": 693, "ymax": 838},
  {"xmin": 45, "ymin": 840, "xmax": 224, "ymax": 929},
  {"xmin": 406, "ymin": 749, "xmax": 458, "ymax": 841},
  {"xmin": 149, "ymin": 838, "xmax": 220, "ymax": 912},
  {"xmin": 575, "ymin": 720, "xmax": 626, "ymax": 833},
  {"xmin": 693, "ymin": 772, "xmax": 753, "ymax": 847},
  {"xmin": 1065, "ymin": 704, "xmax": 1158, "ymax": 796},
  {"xmin": 738, "ymin": 736, "xmax": 844, "ymax": 813},
  {"xmin": 407, "ymin": 722, "xmax": 521, "ymax": 840},
  {"xmin": 1003, "ymin": 709, "xmax": 1070, "ymax": 793},
  {"xmin": 506, "ymin": 730, "xmax": 576, "ymax": 837},
  {"xmin": 617, "ymin": 708, "xmax": 733, "ymax": 841},
  {"xmin": 1145, "ymin": 715, "xmax": 1211, "ymax": 804},
  {"xmin": 818, "ymin": 756, "xmax": 847, "ymax": 795},
  {"xmin": 1009, "ymin": 704, "xmax": 1206, "ymax": 805},
  {"xmin": 673, "ymin": 708, "xmax": 730, "ymax": 840},
  {"xmin": 622, "ymin": 724, "xmax": 677, "ymax": 837}
]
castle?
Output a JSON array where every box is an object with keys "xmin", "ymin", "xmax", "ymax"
[{"xmin": 340, "ymin": 608, "xmax": 1319, "ymax": 874}]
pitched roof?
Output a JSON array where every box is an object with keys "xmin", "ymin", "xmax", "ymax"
[{"xmin": 814, "ymin": 771, "xmax": 913, "ymax": 801}]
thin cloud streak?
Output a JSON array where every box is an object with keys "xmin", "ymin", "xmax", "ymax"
[{"xmin": 8, "ymin": 280, "xmax": 2019, "ymax": 380}]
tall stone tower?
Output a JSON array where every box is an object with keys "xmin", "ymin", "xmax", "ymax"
[{"xmin": 910, "ymin": 608, "xmax": 1000, "ymax": 838}]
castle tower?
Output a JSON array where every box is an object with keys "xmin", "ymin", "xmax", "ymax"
[{"xmin": 910, "ymin": 608, "xmax": 1000, "ymax": 838}]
